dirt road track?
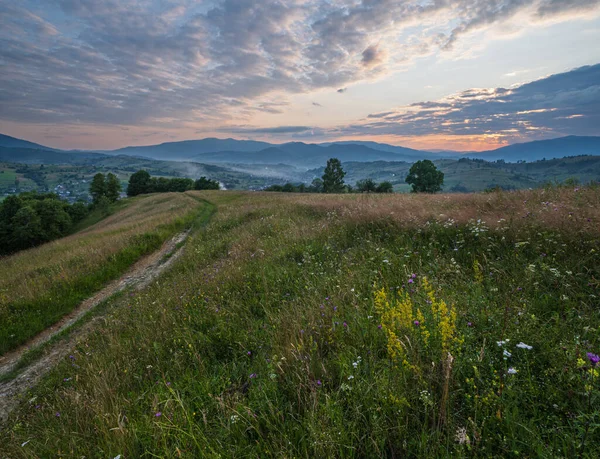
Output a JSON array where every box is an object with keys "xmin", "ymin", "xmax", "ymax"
[{"xmin": 0, "ymin": 229, "xmax": 190, "ymax": 422}]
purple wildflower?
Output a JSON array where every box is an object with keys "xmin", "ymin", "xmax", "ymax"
[
  {"xmin": 413, "ymin": 320, "xmax": 420, "ymax": 326},
  {"xmin": 249, "ymin": 373, "xmax": 257, "ymax": 379},
  {"xmin": 408, "ymin": 279, "xmax": 414, "ymax": 284},
  {"xmin": 55, "ymin": 412, "xmax": 60, "ymax": 417},
  {"xmin": 343, "ymin": 322, "xmax": 348, "ymax": 328},
  {"xmin": 378, "ymin": 324, "xmax": 382, "ymax": 330},
  {"xmin": 587, "ymin": 353, "xmax": 600, "ymax": 366},
  {"xmin": 411, "ymin": 273, "xmax": 416, "ymax": 278},
  {"xmin": 247, "ymin": 351, "xmax": 251, "ymax": 356},
  {"xmin": 155, "ymin": 412, "xmax": 162, "ymax": 417},
  {"xmin": 316, "ymin": 380, "xmax": 322, "ymax": 386},
  {"xmin": 467, "ymin": 322, "xmax": 473, "ymax": 327}
]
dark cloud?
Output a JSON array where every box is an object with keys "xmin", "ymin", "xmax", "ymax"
[
  {"xmin": 312, "ymin": 102, "xmax": 323, "ymax": 107},
  {"xmin": 361, "ymin": 45, "xmax": 384, "ymax": 67},
  {"xmin": 0, "ymin": 0, "xmax": 599, "ymax": 129},
  {"xmin": 337, "ymin": 88, "xmax": 348, "ymax": 93},
  {"xmin": 339, "ymin": 64, "xmax": 600, "ymax": 142}
]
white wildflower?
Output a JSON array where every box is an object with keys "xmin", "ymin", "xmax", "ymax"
[
  {"xmin": 516, "ymin": 342, "xmax": 533, "ymax": 350},
  {"xmin": 507, "ymin": 367, "xmax": 518, "ymax": 375}
]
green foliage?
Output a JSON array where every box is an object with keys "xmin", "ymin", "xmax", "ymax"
[
  {"xmin": 105, "ymin": 172, "xmax": 122, "ymax": 202},
  {"xmin": 127, "ymin": 170, "xmax": 208, "ymax": 196},
  {"xmin": 356, "ymin": 178, "xmax": 377, "ymax": 192},
  {"xmin": 195, "ymin": 176, "xmax": 220, "ymax": 190},
  {"xmin": 127, "ymin": 170, "xmax": 151, "ymax": 196},
  {"xmin": 406, "ymin": 159, "xmax": 445, "ymax": 193},
  {"xmin": 356, "ymin": 178, "xmax": 394, "ymax": 193},
  {"xmin": 0, "ymin": 192, "xmax": 88, "ymax": 255},
  {"xmin": 89, "ymin": 173, "xmax": 107, "ymax": 204},
  {"xmin": 322, "ymin": 158, "xmax": 346, "ymax": 193}
]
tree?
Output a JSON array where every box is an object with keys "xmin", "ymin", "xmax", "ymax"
[
  {"xmin": 10, "ymin": 205, "xmax": 42, "ymax": 250},
  {"xmin": 194, "ymin": 177, "xmax": 220, "ymax": 190},
  {"xmin": 309, "ymin": 178, "xmax": 323, "ymax": 193},
  {"xmin": 356, "ymin": 178, "xmax": 377, "ymax": 193},
  {"xmin": 127, "ymin": 170, "xmax": 151, "ymax": 196},
  {"xmin": 105, "ymin": 173, "xmax": 122, "ymax": 202},
  {"xmin": 376, "ymin": 181, "xmax": 394, "ymax": 193},
  {"xmin": 90, "ymin": 173, "xmax": 107, "ymax": 204},
  {"xmin": 405, "ymin": 160, "xmax": 444, "ymax": 193},
  {"xmin": 322, "ymin": 158, "xmax": 346, "ymax": 193}
]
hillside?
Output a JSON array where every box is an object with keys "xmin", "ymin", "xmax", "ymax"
[
  {"xmin": 468, "ymin": 136, "xmax": 600, "ymax": 162},
  {"xmin": 1, "ymin": 188, "xmax": 599, "ymax": 456},
  {"xmin": 305, "ymin": 155, "xmax": 600, "ymax": 192},
  {"xmin": 0, "ymin": 134, "xmax": 54, "ymax": 151}
]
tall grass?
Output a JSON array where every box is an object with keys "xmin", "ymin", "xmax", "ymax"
[
  {"xmin": 0, "ymin": 193, "xmax": 204, "ymax": 355},
  {"xmin": 1, "ymin": 187, "xmax": 599, "ymax": 457}
]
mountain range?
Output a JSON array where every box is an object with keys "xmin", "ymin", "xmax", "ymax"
[{"xmin": 1, "ymin": 133, "xmax": 600, "ymax": 168}]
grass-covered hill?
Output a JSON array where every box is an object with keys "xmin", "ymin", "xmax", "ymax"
[
  {"xmin": 1, "ymin": 186, "xmax": 599, "ymax": 456},
  {"xmin": 308, "ymin": 155, "xmax": 600, "ymax": 192}
]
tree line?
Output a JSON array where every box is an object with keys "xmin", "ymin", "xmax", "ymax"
[
  {"xmin": 264, "ymin": 158, "xmax": 444, "ymax": 194},
  {"xmin": 0, "ymin": 192, "xmax": 89, "ymax": 255},
  {"xmin": 127, "ymin": 170, "xmax": 220, "ymax": 196}
]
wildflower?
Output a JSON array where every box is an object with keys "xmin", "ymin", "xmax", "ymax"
[
  {"xmin": 377, "ymin": 324, "xmax": 382, "ymax": 329},
  {"xmin": 467, "ymin": 322, "xmax": 473, "ymax": 327},
  {"xmin": 507, "ymin": 367, "xmax": 518, "ymax": 375},
  {"xmin": 316, "ymin": 380, "xmax": 322, "ymax": 386},
  {"xmin": 155, "ymin": 412, "xmax": 162, "ymax": 417},
  {"xmin": 247, "ymin": 351, "xmax": 251, "ymax": 355},
  {"xmin": 516, "ymin": 342, "xmax": 533, "ymax": 350},
  {"xmin": 343, "ymin": 322, "xmax": 348, "ymax": 328},
  {"xmin": 413, "ymin": 320, "xmax": 420, "ymax": 326},
  {"xmin": 496, "ymin": 339, "xmax": 510, "ymax": 347},
  {"xmin": 503, "ymin": 350, "xmax": 512, "ymax": 358},
  {"xmin": 408, "ymin": 279, "xmax": 414, "ymax": 284},
  {"xmin": 249, "ymin": 373, "xmax": 257, "ymax": 379},
  {"xmin": 411, "ymin": 273, "xmax": 416, "ymax": 278},
  {"xmin": 348, "ymin": 375, "xmax": 354, "ymax": 380},
  {"xmin": 21, "ymin": 440, "xmax": 31, "ymax": 447},
  {"xmin": 587, "ymin": 353, "xmax": 600, "ymax": 366},
  {"xmin": 55, "ymin": 412, "xmax": 61, "ymax": 417}
]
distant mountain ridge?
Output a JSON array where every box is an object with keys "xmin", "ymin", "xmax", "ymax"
[
  {"xmin": 465, "ymin": 136, "xmax": 600, "ymax": 162},
  {"xmin": 0, "ymin": 133, "xmax": 57, "ymax": 151},
  {"xmin": 1, "ymin": 132, "xmax": 599, "ymax": 167}
]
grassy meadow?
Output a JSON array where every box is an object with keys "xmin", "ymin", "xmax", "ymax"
[
  {"xmin": 0, "ymin": 193, "xmax": 206, "ymax": 355},
  {"xmin": 2, "ymin": 186, "xmax": 600, "ymax": 457}
]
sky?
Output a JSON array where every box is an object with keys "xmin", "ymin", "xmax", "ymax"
[{"xmin": 1, "ymin": 0, "xmax": 599, "ymax": 151}]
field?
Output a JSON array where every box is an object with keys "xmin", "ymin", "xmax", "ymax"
[
  {"xmin": 0, "ymin": 193, "xmax": 206, "ymax": 355},
  {"xmin": 1, "ymin": 186, "xmax": 600, "ymax": 456}
]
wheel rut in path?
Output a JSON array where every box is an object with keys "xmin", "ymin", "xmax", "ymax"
[{"xmin": 0, "ymin": 229, "xmax": 191, "ymax": 422}]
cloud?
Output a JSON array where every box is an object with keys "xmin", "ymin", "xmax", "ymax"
[
  {"xmin": 361, "ymin": 45, "xmax": 385, "ymax": 67},
  {"xmin": 337, "ymin": 88, "xmax": 348, "ymax": 93},
  {"xmin": 312, "ymin": 102, "xmax": 323, "ymax": 107},
  {"xmin": 0, "ymin": 0, "xmax": 599, "ymax": 130},
  {"xmin": 216, "ymin": 125, "xmax": 314, "ymax": 134},
  {"xmin": 341, "ymin": 64, "xmax": 600, "ymax": 142}
]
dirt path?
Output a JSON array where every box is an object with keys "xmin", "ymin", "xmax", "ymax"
[{"xmin": 0, "ymin": 229, "xmax": 191, "ymax": 422}]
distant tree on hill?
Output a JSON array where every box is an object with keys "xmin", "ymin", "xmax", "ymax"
[
  {"xmin": 376, "ymin": 181, "xmax": 394, "ymax": 193},
  {"xmin": 105, "ymin": 173, "xmax": 122, "ymax": 202},
  {"xmin": 194, "ymin": 176, "xmax": 220, "ymax": 190},
  {"xmin": 356, "ymin": 178, "xmax": 377, "ymax": 193},
  {"xmin": 90, "ymin": 173, "xmax": 107, "ymax": 204},
  {"xmin": 405, "ymin": 160, "xmax": 444, "ymax": 193},
  {"xmin": 310, "ymin": 178, "xmax": 324, "ymax": 193},
  {"xmin": 322, "ymin": 158, "xmax": 346, "ymax": 193},
  {"xmin": 127, "ymin": 170, "xmax": 151, "ymax": 196}
]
